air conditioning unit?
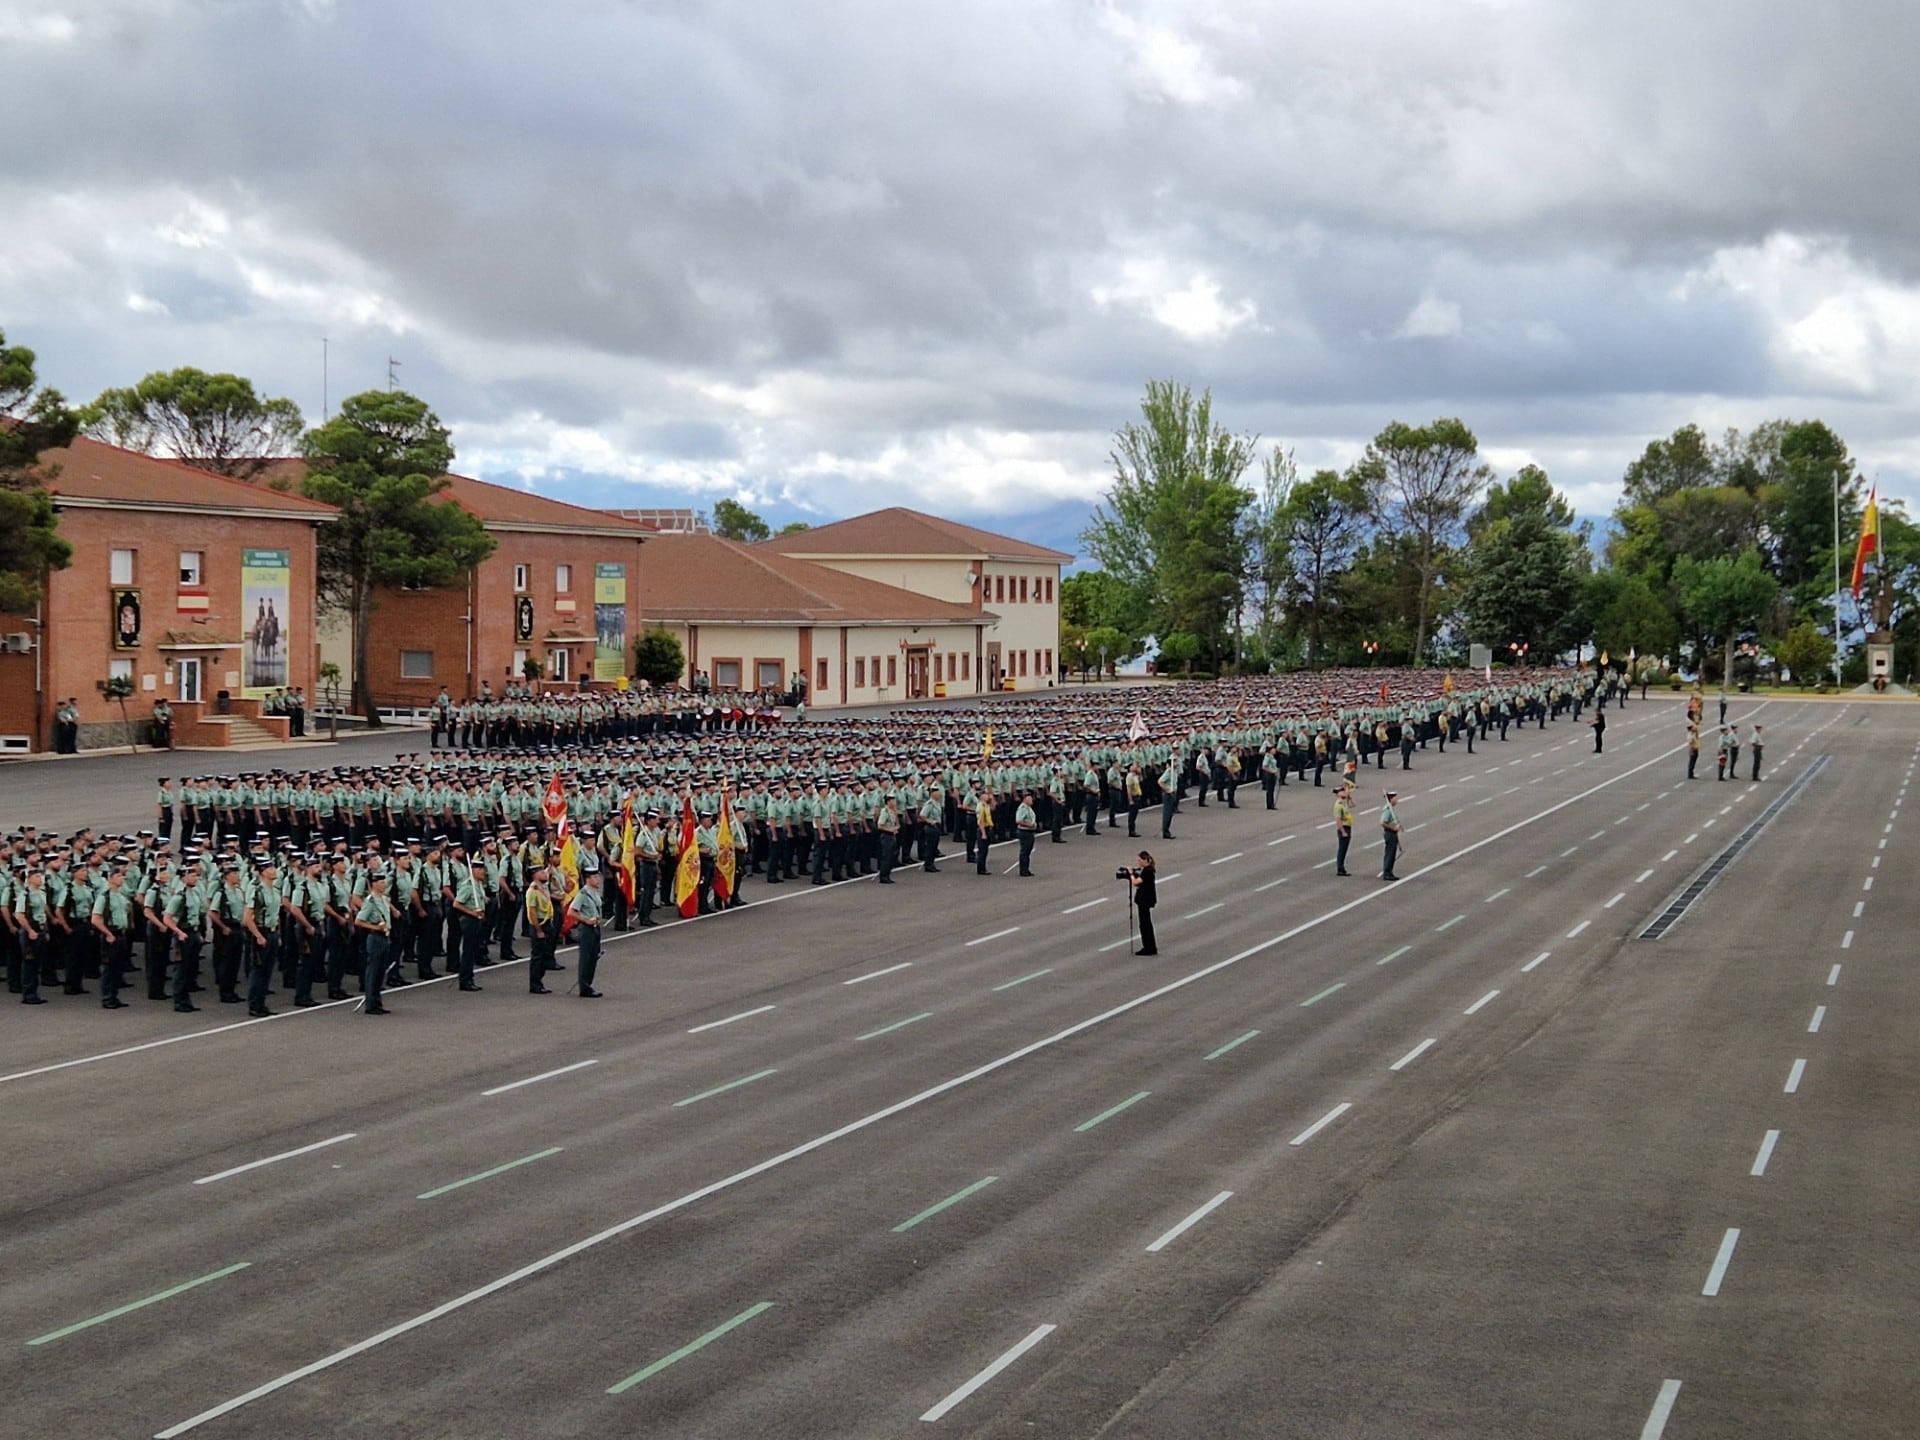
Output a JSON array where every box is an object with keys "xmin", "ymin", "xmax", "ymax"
[{"xmin": 2, "ymin": 633, "xmax": 32, "ymax": 654}]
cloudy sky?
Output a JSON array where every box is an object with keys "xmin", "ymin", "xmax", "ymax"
[{"xmin": 4, "ymin": 0, "xmax": 1917, "ymax": 556}]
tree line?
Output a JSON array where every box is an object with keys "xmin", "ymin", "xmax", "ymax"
[{"xmin": 1066, "ymin": 381, "xmax": 1916, "ymax": 687}]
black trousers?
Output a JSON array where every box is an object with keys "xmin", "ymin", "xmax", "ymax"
[{"xmin": 1135, "ymin": 903, "xmax": 1156, "ymax": 954}]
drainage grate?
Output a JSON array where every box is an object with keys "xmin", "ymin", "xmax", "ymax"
[{"xmin": 1638, "ymin": 755, "xmax": 1830, "ymax": 940}]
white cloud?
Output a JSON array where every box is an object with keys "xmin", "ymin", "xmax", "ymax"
[
  {"xmin": 1091, "ymin": 259, "xmax": 1257, "ymax": 340},
  {"xmin": 1395, "ymin": 294, "xmax": 1463, "ymax": 340}
]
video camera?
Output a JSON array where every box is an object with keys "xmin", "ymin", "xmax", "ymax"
[{"xmin": 1116, "ymin": 866, "xmax": 1141, "ymax": 881}]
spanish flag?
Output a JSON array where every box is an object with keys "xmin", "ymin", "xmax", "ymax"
[
  {"xmin": 616, "ymin": 796, "xmax": 636, "ymax": 910},
  {"xmin": 1851, "ymin": 485, "xmax": 1880, "ymax": 598},
  {"xmin": 673, "ymin": 794, "xmax": 702, "ymax": 918},
  {"xmin": 557, "ymin": 830, "xmax": 581, "ymax": 937},
  {"xmin": 982, "ymin": 724, "xmax": 994, "ymax": 761},
  {"xmin": 713, "ymin": 789, "xmax": 736, "ymax": 908}
]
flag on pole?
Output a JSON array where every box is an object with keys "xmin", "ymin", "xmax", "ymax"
[
  {"xmin": 1126, "ymin": 712, "xmax": 1149, "ymax": 742},
  {"xmin": 713, "ymin": 788, "xmax": 736, "ymax": 908},
  {"xmin": 541, "ymin": 771, "xmax": 568, "ymax": 834},
  {"xmin": 982, "ymin": 724, "xmax": 994, "ymax": 761},
  {"xmin": 1443, "ymin": 671, "xmax": 1455, "ymax": 694},
  {"xmin": 616, "ymin": 796, "xmax": 636, "ymax": 910},
  {"xmin": 1852, "ymin": 485, "xmax": 1880, "ymax": 597},
  {"xmin": 673, "ymin": 795, "xmax": 702, "ymax": 918}
]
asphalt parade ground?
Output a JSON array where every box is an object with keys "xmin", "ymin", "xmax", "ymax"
[{"xmin": 2, "ymin": 695, "xmax": 1914, "ymax": 1439}]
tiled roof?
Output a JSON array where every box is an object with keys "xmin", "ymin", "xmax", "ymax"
[
  {"xmin": 257, "ymin": 461, "xmax": 651, "ymax": 535},
  {"xmin": 37, "ymin": 439, "xmax": 336, "ymax": 515},
  {"xmin": 638, "ymin": 533, "xmax": 993, "ymax": 626},
  {"xmin": 758, "ymin": 506, "xmax": 1072, "ymax": 562}
]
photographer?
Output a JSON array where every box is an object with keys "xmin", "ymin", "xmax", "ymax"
[{"xmin": 1125, "ymin": 851, "xmax": 1158, "ymax": 955}]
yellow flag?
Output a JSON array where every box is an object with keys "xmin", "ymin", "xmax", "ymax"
[
  {"xmin": 714, "ymin": 790, "xmax": 736, "ymax": 905},
  {"xmin": 983, "ymin": 725, "xmax": 994, "ymax": 761}
]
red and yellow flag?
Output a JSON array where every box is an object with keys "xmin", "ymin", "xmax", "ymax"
[
  {"xmin": 1851, "ymin": 485, "xmax": 1880, "ymax": 598},
  {"xmin": 673, "ymin": 795, "xmax": 702, "ymax": 918},
  {"xmin": 616, "ymin": 797, "xmax": 637, "ymax": 909},
  {"xmin": 713, "ymin": 789, "xmax": 736, "ymax": 907}
]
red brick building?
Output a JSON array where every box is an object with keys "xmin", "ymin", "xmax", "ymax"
[
  {"xmin": 361, "ymin": 473, "xmax": 652, "ymax": 704},
  {"xmin": 0, "ymin": 438, "xmax": 335, "ymax": 753}
]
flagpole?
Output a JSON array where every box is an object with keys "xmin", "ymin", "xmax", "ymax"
[{"xmin": 1833, "ymin": 468, "xmax": 1843, "ymax": 686}]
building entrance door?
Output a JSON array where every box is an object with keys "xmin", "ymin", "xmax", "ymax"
[
  {"xmin": 906, "ymin": 649, "xmax": 930, "ymax": 699},
  {"xmin": 177, "ymin": 657, "xmax": 203, "ymax": 704},
  {"xmin": 986, "ymin": 642, "xmax": 1001, "ymax": 690}
]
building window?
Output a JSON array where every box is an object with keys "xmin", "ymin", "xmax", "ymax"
[
  {"xmin": 1019, "ymin": 576, "xmax": 1028, "ymax": 603},
  {"xmin": 854, "ymin": 657, "xmax": 866, "ymax": 689},
  {"xmin": 512, "ymin": 647, "xmax": 528, "ymax": 678},
  {"xmin": 948, "ymin": 652, "xmax": 958, "ymax": 681},
  {"xmin": 886, "ymin": 655, "xmax": 897, "ymax": 687},
  {"xmin": 816, "ymin": 659, "xmax": 828, "ymax": 691},
  {"xmin": 714, "ymin": 658, "xmax": 742, "ymax": 689},
  {"xmin": 1045, "ymin": 647, "xmax": 1053, "ymax": 675},
  {"xmin": 551, "ymin": 648, "xmax": 571, "ymax": 682},
  {"xmin": 109, "ymin": 658, "xmax": 133, "ymax": 683},
  {"xmin": 994, "ymin": 575, "xmax": 1004, "ymax": 603},
  {"xmin": 111, "ymin": 549, "xmax": 136, "ymax": 585},
  {"xmin": 555, "ymin": 564, "xmax": 572, "ymax": 593},
  {"xmin": 1042, "ymin": 577, "xmax": 1053, "ymax": 603},
  {"xmin": 871, "ymin": 654, "xmax": 880, "ymax": 685},
  {"xmin": 513, "ymin": 564, "xmax": 530, "ymax": 593},
  {"xmin": 400, "ymin": 649, "xmax": 434, "ymax": 679},
  {"xmin": 178, "ymin": 551, "xmax": 203, "ymax": 586},
  {"xmin": 1018, "ymin": 650, "xmax": 1028, "ymax": 676},
  {"xmin": 961, "ymin": 651, "xmax": 970, "ymax": 680},
  {"xmin": 756, "ymin": 659, "xmax": 783, "ymax": 689}
]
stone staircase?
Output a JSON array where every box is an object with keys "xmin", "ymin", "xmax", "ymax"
[{"xmin": 202, "ymin": 715, "xmax": 295, "ymax": 751}]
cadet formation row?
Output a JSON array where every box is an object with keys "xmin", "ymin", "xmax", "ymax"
[{"xmin": 4, "ymin": 668, "xmax": 1635, "ymax": 1016}]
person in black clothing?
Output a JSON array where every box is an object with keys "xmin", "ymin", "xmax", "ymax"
[
  {"xmin": 1591, "ymin": 706, "xmax": 1606, "ymax": 754},
  {"xmin": 1131, "ymin": 851, "xmax": 1158, "ymax": 955}
]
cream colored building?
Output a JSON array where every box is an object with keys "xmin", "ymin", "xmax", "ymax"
[
  {"xmin": 759, "ymin": 507, "xmax": 1071, "ymax": 691},
  {"xmin": 638, "ymin": 532, "xmax": 995, "ymax": 703}
]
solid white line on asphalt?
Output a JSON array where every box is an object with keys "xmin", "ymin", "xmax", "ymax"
[
  {"xmin": 1267, "ymin": 833, "xmax": 1297, "ymax": 846},
  {"xmin": 1701, "ymin": 1228, "xmax": 1741, "ymax": 1297},
  {"xmin": 1061, "ymin": 898, "xmax": 1109, "ymax": 915},
  {"xmin": 1639, "ymin": 1379, "xmax": 1683, "ymax": 1440},
  {"xmin": 1827, "ymin": 964, "xmax": 1841, "ymax": 986},
  {"xmin": 965, "ymin": 927, "xmax": 1021, "ymax": 947},
  {"xmin": 1635, "ymin": 869, "xmax": 1654, "ymax": 883},
  {"xmin": 1522, "ymin": 951, "xmax": 1550, "ymax": 972},
  {"xmin": 1463, "ymin": 990, "xmax": 1499, "ymax": 1015},
  {"xmin": 1525, "ymin": 865, "xmax": 1547, "ymax": 878},
  {"xmin": 481, "ymin": 1060, "xmax": 599, "ymax": 1097},
  {"xmin": 687, "ymin": 1006, "xmax": 776, "ymax": 1035},
  {"xmin": 1604, "ymin": 892, "xmax": 1625, "ymax": 908},
  {"xmin": 1785, "ymin": 1058, "xmax": 1806, "ymax": 1093},
  {"xmin": 1210, "ymin": 852, "xmax": 1243, "ymax": 865},
  {"xmin": 1389, "ymin": 1038, "xmax": 1436, "ymax": 1072},
  {"xmin": 844, "ymin": 963, "xmax": 912, "ymax": 985},
  {"xmin": 1145, "ymin": 1191, "xmax": 1234, "ymax": 1253},
  {"xmin": 193, "ymin": 1133, "xmax": 358, "ymax": 1186},
  {"xmin": 1841, "ymin": 930, "xmax": 1854, "ymax": 949},
  {"xmin": 1484, "ymin": 887, "xmax": 1510, "ymax": 903},
  {"xmin": 1661, "ymin": 849, "xmax": 1677, "ymax": 862},
  {"xmin": 1567, "ymin": 920, "xmax": 1591, "ymax": 938},
  {"xmin": 159, "ymin": 721, "xmax": 1758, "ymax": 1435},
  {"xmin": 920, "ymin": 1324, "xmax": 1057, "ymax": 1423},
  {"xmin": 1808, "ymin": 1005, "xmax": 1826, "ymax": 1033},
  {"xmin": 1183, "ymin": 903, "xmax": 1224, "ymax": 920},
  {"xmin": 1289, "ymin": 1102, "xmax": 1353, "ymax": 1146},
  {"xmin": 1750, "ymin": 1130, "xmax": 1780, "ymax": 1177}
]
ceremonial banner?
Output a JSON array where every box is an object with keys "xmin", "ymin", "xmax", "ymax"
[
  {"xmin": 982, "ymin": 724, "xmax": 994, "ymax": 761},
  {"xmin": 594, "ymin": 563, "xmax": 627, "ymax": 682},
  {"xmin": 1852, "ymin": 486, "xmax": 1879, "ymax": 597},
  {"xmin": 112, "ymin": 588, "xmax": 142, "ymax": 650},
  {"xmin": 673, "ymin": 795, "xmax": 702, "ymax": 918},
  {"xmin": 1126, "ymin": 712, "xmax": 1150, "ymax": 742},
  {"xmin": 241, "ymin": 549, "xmax": 290, "ymax": 697},
  {"xmin": 617, "ymin": 797, "xmax": 637, "ymax": 909},
  {"xmin": 714, "ymin": 790, "xmax": 736, "ymax": 907}
]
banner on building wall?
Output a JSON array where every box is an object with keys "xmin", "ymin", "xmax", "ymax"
[
  {"xmin": 593, "ymin": 563, "xmax": 627, "ymax": 681},
  {"xmin": 113, "ymin": 588, "xmax": 142, "ymax": 650},
  {"xmin": 515, "ymin": 595, "xmax": 535, "ymax": 642},
  {"xmin": 241, "ymin": 549, "xmax": 291, "ymax": 696}
]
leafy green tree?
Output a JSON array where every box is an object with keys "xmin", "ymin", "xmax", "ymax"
[
  {"xmin": 711, "ymin": 498, "xmax": 771, "ymax": 542},
  {"xmin": 1353, "ymin": 418, "xmax": 1488, "ymax": 664},
  {"xmin": 301, "ymin": 391, "xmax": 496, "ymax": 722},
  {"xmin": 1241, "ymin": 446, "xmax": 1297, "ymax": 664},
  {"xmin": 1156, "ymin": 629, "xmax": 1201, "ymax": 675},
  {"xmin": 1674, "ymin": 549, "xmax": 1779, "ymax": 685},
  {"xmin": 1279, "ymin": 467, "xmax": 1372, "ymax": 669},
  {"xmin": 1765, "ymin": 420, "xmax": 1862, "ymax": 606},
  {"xmin": 80, "ymin": 366, "xmax": 303, "ymax": 480},
  {"xmin": 1084, "ymin": 625, "xmax": 1132, "ymax": 678},
  {"xmin": 1059, "ymin": 569, "xmax": 1150, "ymax": 661},
  {"xmin": 774, "ymin": 521, "xmax": 811, "ymax": 537},
  {"xmin": 632, "ymin": 627, "xmax": 687, "ymax": 688},
  {"xmin": 1082, "ymin": 381, "xmax": 1256, "ymax": 669},
  {"xmin": 1773, "ymin": 622, "xmax": 1835, "ymax": 688},
  {"xmin": 1460, "ymin": 466, "xmax": 1590, "ymax": 659},
  {"xmin": 0, "ymin": 330, "xmax": 78, "ymax": 613},
  {"xmin": 1621, "ymin": 423, "xmax": 1718, "ymax": 505},
  {"xmin": 1594, "ymin": 574, "xmax": 1681, "ymax": 668}
]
